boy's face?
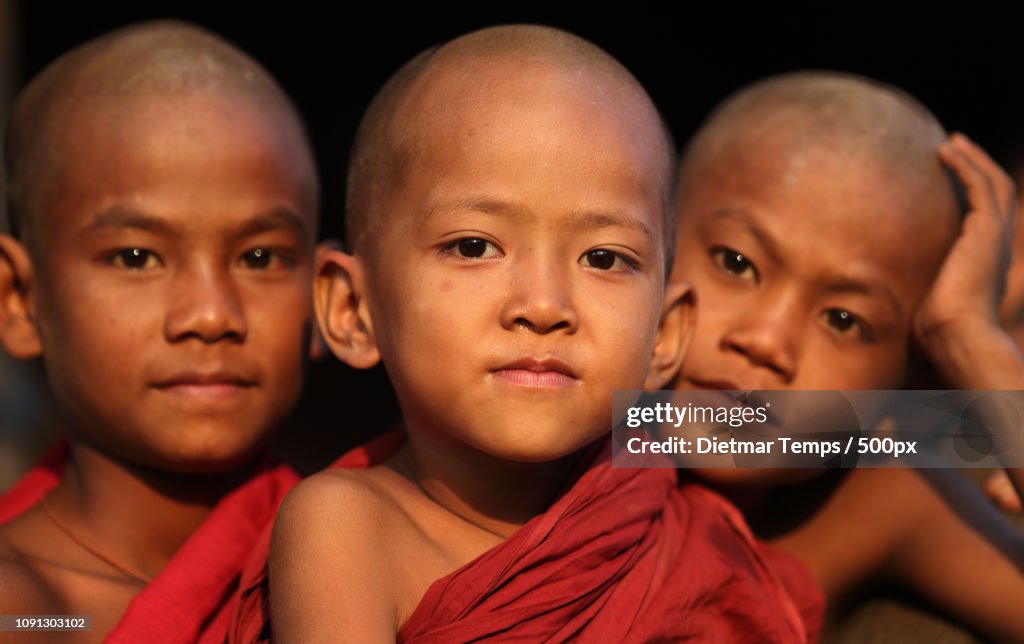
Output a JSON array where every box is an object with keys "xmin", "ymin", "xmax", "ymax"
[
  {"xmin": 671, "ymin": 142, "xmax": 955, "ymax": 391},
  {"xmin": 361, "ymin": 64, "xmax": 671, "ymax": 462},
  {"xmin": 25, "ymin": 93, "xmax": 316, "ymax": 472}
]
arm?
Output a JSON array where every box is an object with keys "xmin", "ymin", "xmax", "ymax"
[
  {"xmin": 775, "ymin": 467, "xmax": 1024, "ymax": 642},
  {"xmin": 915, "ymin": 133, "xmax": 1020, "ymax": 389},
  {"xmin": 914, "ymin": 134, "xmax": 1024, "ymax": 499},
  {"xmin": 269, "ymin": 472, "xmax": 396, "ymax": 644}
]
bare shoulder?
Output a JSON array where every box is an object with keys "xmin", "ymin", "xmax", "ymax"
[
  {"xmin": 0, "ymin": 537, "xmax": 63, "ymax": 616},
  {"xmin": 269, "ymin": 468, "xmax": 408, "ymax": 642},
  {"xmin": 271, "ymin": 467, "xmax": 412, "ymax": 563},
  {"xmin": 276, "ymin": 467, "xmax": 403, "ymax": 532}
]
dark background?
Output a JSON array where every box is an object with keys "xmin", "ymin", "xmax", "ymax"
[
  {"xmin": 3, "ymin": 2, "xmax": 1023, "ymax": 479},
  {"xmin": 18, "ymin": 3, "xmax": 1023, "ymax": 240}
]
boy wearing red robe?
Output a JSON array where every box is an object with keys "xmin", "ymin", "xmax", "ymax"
[
  {"xmin": 237, "ymin": 25, "xmax": 823, "ymax": 642},
  {"xmin": 0, "ymin": 20, "xmax": 316, "ymax": 641}
]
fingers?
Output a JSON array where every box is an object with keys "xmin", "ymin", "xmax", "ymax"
[
  {"xmin": 985, "ymin": 469, "xmax": 1023, "ymax": 513},
  {"xmin": 940, "ymin": 133, "xmax": 1016, "ymax": 226}
]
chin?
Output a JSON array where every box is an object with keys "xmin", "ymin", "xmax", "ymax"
[
  {"xmin": 142, "ymin": 431, "xmax": 269, "ymax": 476},
  {"xmin": 468, "ymin": 425, "xmax": 606, "ymax": 464}
]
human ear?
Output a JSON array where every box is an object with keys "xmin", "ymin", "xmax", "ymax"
[
  {"xmin": 308, "ymin": 240, "xmax": 342, "ymax": 362},
  {"xmin": 313, "ymin": 246, "xmax": 380, "ymax": 369},
  {"xmin": 644, "ymin": 280, "xmax": 695, "ymax": 390},
  {"xmin": 0, "ymin": 235, "xmax": 41, "ymax": 359}
]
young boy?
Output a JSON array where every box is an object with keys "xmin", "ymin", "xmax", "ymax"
[
  {"xmin": 669, "ymin": 71, "xmax": 1024, "ymax": 640},
  {"xmin": 256, "ymin": 25, "xmax": 822, "ymax": 642},
  {"xmin": 0, "ymin": 20, "xmax": 317, "ymax": 641}
]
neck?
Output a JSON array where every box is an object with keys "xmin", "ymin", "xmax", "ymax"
[
  {"xmin": 45, "ymin": 440, "xmax": 254, "ymax": 580},
  {"xmin": 398, "ymin": 428, "xmax": 592, "ymax": 539}
]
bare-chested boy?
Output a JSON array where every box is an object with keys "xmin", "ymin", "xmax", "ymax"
[
  {"xmin": 259, "ymin": 25, "xmax": 822, "ymax": 642},
  {"xmin": 0, "ymin": 21, "xmax": 317, "ymax": 641},
  {"xmin": 670, "ymin": 71, "xmax": 1024, "ymax": 641}
]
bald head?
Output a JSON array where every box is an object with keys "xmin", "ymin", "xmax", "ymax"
[
  {"xmin": 347, "ymin": 24, "xmax": 677, "ymax": 270},
  {"xmin": 679, "ymin": 71, "xmax": 958, "ymax": 223},
  {"xmin": 670, "ymin": 73, "xmax": 968, "ymax": 391},
  {"xmin": 4, "ymin": 19, "xmax": 316, "ymax": 243}
]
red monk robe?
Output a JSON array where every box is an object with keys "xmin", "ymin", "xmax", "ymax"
[
  {"xmin": 0, "ymin": 441, "xmax": 298, "ymax": 643},
  {"xmin": 231, "ymin": 432, "xmax": 824, "ymax": 643},
  {"xmin": 0, "ymin": 442, "xmax": 67, "ymax": 524}
]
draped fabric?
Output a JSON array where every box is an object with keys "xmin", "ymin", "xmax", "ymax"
[
  {"xmin": 0, "ymin": 442, "xmax": 298, "ymax": 643},
  {"xmin": 231, "ymin": 432, "xmax": 822, "ymax": 642},
  {"xmin": 0, "ymin": 441, "xmax": 67, "ymax": 524},
  {"xmin": 397, "ymin": 439, "xmax": 822, "ymax": 643}
]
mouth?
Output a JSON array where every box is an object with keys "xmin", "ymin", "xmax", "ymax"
[
  {"xmin": 151, "ymin": 371, "xmax": 257, "ymax": 400},
  {"xmin": 491, "ymin": 358, "xmax": 578, "ymax": 389}
]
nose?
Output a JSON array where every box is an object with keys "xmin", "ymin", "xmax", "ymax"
[
  {"xmin": 164, "ymin": 263, "xmax": 247, "ymax": 343},
  {"xmin": 720, "ymin": 294, "xmax": 799, "ymax": 382},
  {"xmin": 499, "ymin": 256, "xmax": 578, "ymax": 335}
]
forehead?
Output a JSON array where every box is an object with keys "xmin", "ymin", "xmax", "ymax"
[
  {"xmin": 387, "ymin": 58, "xmax": 666, "ymax": 229},
  {"xmin": 37, "ymin": 91, "xmax": 316, "ymax": 235},
  {"xmin": 678, "ymin": 140, "xmax": 957, "ymax": 299}
]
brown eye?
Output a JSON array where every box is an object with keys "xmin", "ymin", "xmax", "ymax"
[
  {"xmin": 580, "ymin": 249, "xmax": 636, "ymax": 271},
  {"xmin": 443, "ymin": 237, "xmax": 501, "ymax": 259},
  {"xmin": 110, "ymin": 248, "xmax": 160, "ymax": 270},
  {"xmin": 458, "ymin": 238, "xmax": 488, "ymax": 258},
  {"xmin": 825, "ymin": 309, "xmax": 856, "ymax": 332},
  {"xmin": 585, "ymin": 249, "xmax": 615, "ymax": 270},
  {"xmin": 821, "ymin": 308, "xmax": 872, "ymax": 342},
  {"xmin": 711, "ymin": 247, "xmax": 757, "ymax": 283},
  {"xmin": 241, "ymin": 248, "xmax": 272, "ymax": 269}
]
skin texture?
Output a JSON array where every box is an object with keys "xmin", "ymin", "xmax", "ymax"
[
  {"xmin": 270, "ymin": 25, "xmax": 691, "ymax": 642},
  {"xmin": 0, "ymin": 21, "xmax": 317, "ymax": 640},
  {"xmin": 671, "ymin": 74, "xmax": 959, "ymax": 392},
  {"xmin": 25, "ymin": 93, "xmax": 315, "ymax": 473},
  {"xmin": 344, "ymin": 28, "xmax": 678, "ymax": 270},
  {"xmin": 999, "ymin": 170, "xmax": 1024, "ymax": 348},
  {"xmin": 670, "ymin": 72, "xmax": 1024, "ymax": 641}
]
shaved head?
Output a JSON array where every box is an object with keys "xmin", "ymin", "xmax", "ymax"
[
  {"xmin": 346, "ymin": 24, "xmax": 677, "ymax": 271},
  {"xmin": 4, "ymin": 19, "xmax": 316, "ymax": 245},
  {"xmin": 679, "ymin": 71, "xmax": 957, "ymax": 223},
  {"xmin": 670, "ymin": 72, "xmax": 963, "ymax": 391}
]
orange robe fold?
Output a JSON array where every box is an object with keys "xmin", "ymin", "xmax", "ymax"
[
  {"xmin": 0, "ymin": 442, "xmax": 298, "ymax": 643},
  {"xmin": 231, "ymin": 432, "xmax": 823, "ymax": 642}
]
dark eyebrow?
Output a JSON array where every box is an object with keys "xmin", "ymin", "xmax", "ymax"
[
  {"xmin": 234, "ymin": 207, "xmax": 308, "ymax": 238},
  {"xmin": 82, "ymin": 206, "xmax": 308, "ymax": 238},
  {"xmin": 426, "ymin": 197, "xmax": 655, "ymax": 244},
  {"xmin": 708, "ymin": 207, "xmax": 783, "ymax": 266},
  {"xmin": 84, "ymin": 206, "xmax": 175, "ymax": 235}
]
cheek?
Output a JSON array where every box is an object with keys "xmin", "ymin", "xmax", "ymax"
[
  {"xmin": 799, "ymin": 343, "xmax": 908, "ymax": 389},
  {"xmin": 42, "ymin": 276, "xmax": 155, "ymax": 373},
  {"xmin": 245, "ymin": 280, "xmax": 313, "ymax": 378},
  {"xmin": 864, "ymin": 346, "xmax": 909, "ymax": 389},
  {"xmin": 583, "ymin": 281, "xmax": 661, "ymax": 385},
  {"xmin": 35, "ymin": 294, "xmax": 155, "ymax": 426},
  {"xmin": 372, "ymin": 268, "xmax": 485, "ymax": 381}
]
